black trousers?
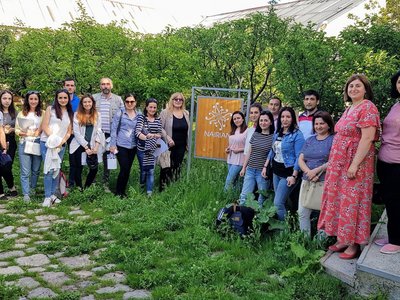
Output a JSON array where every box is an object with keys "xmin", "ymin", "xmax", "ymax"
[
  {"xmin": 71, "ymin": 146, "xmax": 98, "ymax": 189},
  {"xmin": 67, "ymin": 135, "xmax": 75, "ymax": 186},
  {"xmin": 115, "ymin": 146, "xmax": 137, "ymax": 196},
  {"xmin": 170, "ymin": 144, "xmax": 186, "ymax": 180},
  {"xmin": 377, "ymin": 159, "xmax": 400, "ymax": 245},
  {"xmin": 102, "ymin": 133, "xmax": 110, "ymax": 183},
  {"xmin": 0, "ymin": 134, "xmax": 16, "ymax": 194}
]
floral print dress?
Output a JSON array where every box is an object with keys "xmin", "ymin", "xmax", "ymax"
[{"xmin": 318, "ymin": 100, "xmax": 380, "ymax": 245}]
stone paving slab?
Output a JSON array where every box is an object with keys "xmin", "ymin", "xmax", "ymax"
[
  {"xmin": 16, "ymin": 226, "xmax": 29, "ymax": 234},
  {"xmin": 58, "ymin": 254, "xmax": 93, "ymax": 269},
  {"xmin": 0, "ymin": 250, "xmax": 25, "ymax": 259},
  {"xmin": 31, "ymin": 221, "xmax": 51, "ymax": 227},
  {"xmin": 0, "ymin": 266, "xmax": 24, "ymax": 275},
  {"xmin": 92, "ymin": 264, "xmax": 116, "ymax": 272},
  {"xmin": 27, "ymin": 267, "xmax": 46, "ymax": 273},
  {"xmin": 40, "ymin": 271, "xmax": 70, "ymax": 286},
  {"xmin": 35, "ymin": 215, "xmax": 58, "ymax": 221},
  {"xmin": 73, "ymin": 270, "xmax": 93, "ymax": 279},
  {"xmin": 16, "ymin": 237, "xmax": 31, "ymax": 243},
  {"xmin": 16, "ymin": 254, "xmax": 50, "ymax": 267},
  {"xmin": 15, "ymin": 277, "xmax": 41, "ymax": 289},
  {"xmin": 4, "ymin": 233, "xmax": 19, "ymax": 239},
  {"xmin": 27, "ymin": 287, "xmax": 57, "ymax": 299},
  {"xmin": 14, "ymin": 243, "xmax": 27, "ymax": 249},
  {"xmin": 123, "ymin": 290, "xmax": 152, "ymax": 299},
  {"xmin": 96, "ymin": 283, "xmax": 133, "ymax": 294},
  {"xmin": 0, "ymin": 225, "xmax": 15, "ymax": 233},
  {"xmin": 101, "ymin": 271, "xmax": 126, "ymax": 283},
  {"xmin": 68, "ymin": 210, "xmax": 85, "ymax": 215}
]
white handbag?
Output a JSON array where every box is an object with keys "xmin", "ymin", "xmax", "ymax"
[
  {"xmin": 107, "ymin": 153, "xmax": 117, "ymax": 170},
  {"xmin": 81, "ymin": 152, "xmax": 87, "ymax": 165},
  {"xmin": 24, "ymin": 140, "xmax": 41, "ymax": 156}
]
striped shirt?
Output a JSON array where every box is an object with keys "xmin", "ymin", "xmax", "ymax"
[
  {"xmin": 99, "ymin": 96, "xmax": 111, "ymax": 134},
  {"xmin": 135, "ymin": 114, "xmax": 162, "ymax": 169},
  {"xmin": 248, "ymin": 132, "xmax": 273, "ymax": 170}
]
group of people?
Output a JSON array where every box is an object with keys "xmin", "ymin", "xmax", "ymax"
[
  {"xmin": 0, "ymin": 77, "xmax": 190, "ymax": 206},
  {"xmin": 224, "ymin": 72, "xmax": 400, "ymax": 258}
]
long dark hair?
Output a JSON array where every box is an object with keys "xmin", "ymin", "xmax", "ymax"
[
  {"xmin": 52, "ymin": 89, "xmax": 73, "ymax": 123},
  {"xmin": 23, "ymin": 90, "xmax": 42, "ymax": 117},
  {"xmin": 0, "ymin": 90, "xmax": 16, "ymax": 119},
  {"xmin": 256, "ymin": 110, "xmax": 275, "ymax": 134},
  {"xmin": 143, "ymin": 98, "xmax": 158, "ymax": 117},
  {"xmin": 229, "ymin": 111, "xmax": 247, "ymax": 135},
  {"xmin": 390, "ymin": 70, "xmax": 400, "ymax": 99},
  {"xmin": 276, "ymin": 107, "xmax": 298, "ymax": 134}
]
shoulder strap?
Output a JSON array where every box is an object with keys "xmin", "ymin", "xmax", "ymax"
[{"xmin": 116, "ymin": 109, "xmax": 123, "ymax": 135}]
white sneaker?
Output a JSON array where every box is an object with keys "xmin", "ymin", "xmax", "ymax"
[
  {"xmin": 42, "ymin": 197, "xmax": 52, "ymax": 207},
  {"xmin": 50, "ymin": 195, "xmax": 61, "ymax": 204},
  {"xmin": 23, "ymin": 195, "xmax": 31, "ymax": 202}
]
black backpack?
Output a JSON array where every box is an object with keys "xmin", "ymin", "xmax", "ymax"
[{"xmin": 216, "ymin": 203, "xmax": 255, "ymax": 236}]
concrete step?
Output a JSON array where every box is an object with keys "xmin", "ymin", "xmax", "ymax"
[
  {"xmin": 356, "ymin": 210, "xmax": 400, "ymax": 299},
  {"xmin": 321, "ymin": 210, "xmax": 400, "ymax": 299}
]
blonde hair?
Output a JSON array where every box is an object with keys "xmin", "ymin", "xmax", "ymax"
[{"xmin": 167, "ymin": 92, "xmax": 186, "ymax": 111}]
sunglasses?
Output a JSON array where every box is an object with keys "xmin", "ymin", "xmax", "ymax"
[
  {"xmin": 27, "ymin": 90, "xmax": 40, "ymax": 95},
  {"xmin": 174, "ymin": 98, "xmax": 184, "ymax": 102},
  {"xmin": 125, "ymin": 100, "xmax": 136, "ymax": 104}
]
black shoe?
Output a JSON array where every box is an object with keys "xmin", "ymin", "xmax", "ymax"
[
  {"xmin": 6, "ymin": 190, "xmax": 18, "ymax": 198},
  {"xmin": 0, "ymin": 194, "xmax": 7, "ymax": 200}
]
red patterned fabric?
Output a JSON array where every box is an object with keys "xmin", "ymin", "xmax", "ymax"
[{"xmin": 318, "ymin": 100, "xmax": 380, "ymax": 245}]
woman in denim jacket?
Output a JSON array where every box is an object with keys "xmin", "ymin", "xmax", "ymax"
[{"xmin": 262, "ymin": 107, "xmax": 305, "ymax": 220}]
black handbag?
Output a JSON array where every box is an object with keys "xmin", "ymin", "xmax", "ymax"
[
  {"xmin": 0, "ymin": 153, "xmax": 12, "ymax": 168},
  {"xmin": 86, "ymin": 154, "xmax": 98, "ymax": 170}
]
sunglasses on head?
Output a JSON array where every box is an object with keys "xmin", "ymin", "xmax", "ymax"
[{"xmin": 27, "ymin": 90, "xmax": 40, "ymax": 96}]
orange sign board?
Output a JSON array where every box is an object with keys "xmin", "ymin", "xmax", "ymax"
[{"xmin": 195, "ymin": 97, "xmax": 243, "ymax": 160}]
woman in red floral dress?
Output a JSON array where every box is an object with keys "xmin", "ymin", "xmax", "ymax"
[{"xmin": 318, "ymin": 74, "xmax": 380, "ymax": 259}]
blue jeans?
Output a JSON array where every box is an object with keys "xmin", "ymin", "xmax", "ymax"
[
  {"xmin": 224, "ymin": 164, "xmax": 242, "ymax": 191},
  {"xmin": 239, "ymin": 167, "xmax": 269, "ymax": 206},
  {"xmin": 273, "ymin": 174, "xmax": 296, "ymax": 221},
  {"xmin": 137, "ymin": 150, "xmax": 155, "ymax": 194},
  {"xmin": 40, "ymin": 141, "xmax": 66, "ymax": 198},
  {"xmin": 19, "ymin": 141, "xmax": 42, "ymax": 196}
]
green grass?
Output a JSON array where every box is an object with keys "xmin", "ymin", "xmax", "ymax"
[{"xmin": 1, "ymin": 154, "xmax": 386, "ymax": 299}]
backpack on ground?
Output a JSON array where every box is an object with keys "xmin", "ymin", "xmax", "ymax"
[{"xmin": 216, "ymin": 203, "xmax": 255, "ymax": 236}]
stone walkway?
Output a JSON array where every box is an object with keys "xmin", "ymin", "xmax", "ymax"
[{"xmin": 0, "ymin": 203, "xmax": 151, "ymax": 299}]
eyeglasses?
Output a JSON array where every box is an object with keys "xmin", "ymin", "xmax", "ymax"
[
  {"xmin": 125, "ymin": 100, "xmax": 136, "ymax": 104},
  {"xmin": 174, "ymin": 98, "xmax": 184, "ymax": 102}
]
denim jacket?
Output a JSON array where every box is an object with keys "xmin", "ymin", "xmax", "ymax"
[{"xmin": 268, "ymin": 129, "xmax": 305, "ymax": 171}]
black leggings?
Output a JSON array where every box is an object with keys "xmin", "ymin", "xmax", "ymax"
[
  {"xmin": 71, "ymin": 146, "xmax": 98, "ymax": 189},
  {"xmin": 0, "ymin": 134, "xmax": 16, "ymax": 194},
  {"xmin": 115, "ymin": 146, "xmax": 137, "ymax": 196},
  {"xmin": 170, "ymin": 144, "xmax": 186, "ymax": 180},
  {"xmin": 377, "ymin": 159, "xmax": 400, "ymax": 245}
]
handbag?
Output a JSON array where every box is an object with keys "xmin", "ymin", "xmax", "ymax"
[
  {"xmin": 299, "ymin": 179, "xmax": 324, "ymax": 210},
  {"xmin": 157, "ymin": 150, "xmax": 171, "ymax": 169},
  {"xmin": 24, "ymin": 139, "xmax": 41, "ymax": 156},
  {"xmin": 0, "ymin": 153, "xmax": 12, "ymax": 168},
  {"xmin": 107, "ymin": 153, "xmax": 117, "ymax": 170},
  {"xmin": 86, "ymin": 154, "xmax": 98, "ymax": 170}
]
